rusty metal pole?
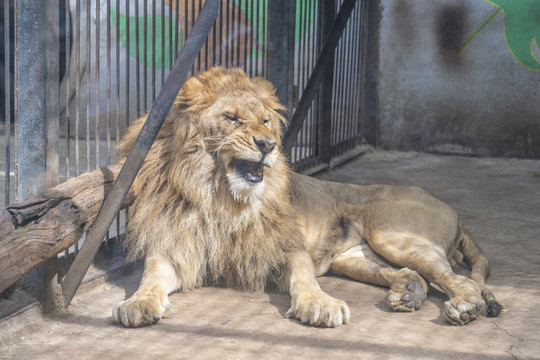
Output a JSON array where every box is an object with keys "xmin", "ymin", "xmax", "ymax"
[{"xmin": 58, "ymin": 0, "xmax": 220, "ymax": 308}]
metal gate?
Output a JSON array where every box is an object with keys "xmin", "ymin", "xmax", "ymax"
[{"xmin": 1, "ymin": 0, "xmax": 375, "ymax": 314}]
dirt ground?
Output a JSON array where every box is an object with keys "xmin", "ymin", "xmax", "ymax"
[{"xmin": 1, "ymin": 150, "xmax": 539, "ymax": 360}]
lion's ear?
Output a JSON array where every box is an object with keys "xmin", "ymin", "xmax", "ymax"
[{"xmin": 177, "ymin": 76, "xmax": 205, "ymax": 106}]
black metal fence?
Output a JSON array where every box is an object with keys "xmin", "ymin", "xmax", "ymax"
[{"xmin": 0, "ymin": 0, "xmax": 374, "ymax": 313}]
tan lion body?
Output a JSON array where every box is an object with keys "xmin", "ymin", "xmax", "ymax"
[{"xmin": 113, "ymin": 68, "xmax": 501, "ymax": 328}]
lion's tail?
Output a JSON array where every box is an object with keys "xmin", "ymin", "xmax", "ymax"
[{"xmin": 457, "ymin": 226, "xmax": 503, "ymax": 317}]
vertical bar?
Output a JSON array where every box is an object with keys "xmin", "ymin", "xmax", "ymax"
[
  {"xmin": 212, "ymin": 0, "xmax": 216, "ymax": 66},
  {"xmin": 202, "ymin": 0, "xmax": 208, "ymax": 70},
  {"xmin": 218, "ymin": 0, "xmax": 223, "ymax": 66},
  {"xmin": 107, "ymin": 0, "xmax": 112, "ymax": 163},
  {"xmin": 174, "ymin": 0, "xmax": 179, "ymax": 64},
  {"xmin": 125, "ymin": 0, "xmax": 131, "ymax": 128},
  {"xmin": 295, "ymin": 0, "xmax": 302, "ymax": 161},
  {"xmin": 161, "ymin": 0, "xmax": 165, "ymax": 83},
  {"xmin": 44, "ymin": 0, "xmax": 60, "ymax": 312},
  {"xmin": 231, "ymin": 0, "xmax": 237, "ymax": 66},
  {"xmin": 105, "ymin": 0, "xmax": 112, "ymax": 242},
  {"xmin": 334, "ymin": 2, "xmax": 346, "ymax": 154},
  {"xmin": 115, "ymin": 0, "xmax": 120, "ymax": 143},
  {"xmin": 85, "ymin": 0, "xmax": 91, "ymax": 172},
  {"xmin": 266, "ymin": 0, "xmax": 295, "ymax": 112},
  {"xmin": 168, "ymin": 0, "xmax": 173, "ymax": 71},
  {"xmin": 305, "ymin": 1, "xmax": 318, "ymax": 159},
  {"xmin": 14, "ymin": 0, "xmax": 47, "ymax": 200},
  {"xmin": 362, "ymin": 0, "xmax": 379, "ymax": 146},
  {"xmin": 354, "ymin": 0, "xmax": 367, "ymax": 141},
  {"xmin": 115, "ymin": 0, "xmax": 121, "ymax": 242},
  {"xmin": 225, "ymin": 0, "xmax": 229, "ymax": 67},
  {"xmin": 14, "ymin": 0, "xmax": 59, "ymax": 311},
  {"xmin": 184, "ymin": 0, "xmax": 188, "ymax": 66},
  {"xmin": 261, "ymin": 0, "xmax": 267, "ymax": 77},
  {"xmin": 151, "ymin": 0, "xmax": 156, "ymax": 102},
  {"xmin": 45, "ymin": 0, "xmax": 60, "ymax": 193},
  {"xmin": 343, "ymin": 9, "xmax": 353, "ymax": 150},
  {"xmin": 75, "ymin": 0, "xmax": 80, "ymax": 176},
  {"xmin": 347, "ymin": 4, "xmax": 360, "ymax": 148},
  {"xmin": 248, "ymin": 0, "xmax": 253, "ymax": 75},
  {"xmin": 352, "ymin": 0, "xmax": 364, "ymax": 144},
  {"xmin": 144, "ymin": 0, "xmax": 148, "ymax": 111},
  {"xmin": 310, "ymin": 0, "xmax": 318, "ymax": 159},
  {"xmin": 135, "ymin": 0, "xmax": 140, "ymax": 118},
  {"xmin": 64, "ymin": 0, "xmax": 71, "ymax": 181},
  {"xmin": 242, "ymin": 0, "xmax": 247, "ymax": 71},
  {"xmin": 95, "ymin": 0, "xmax": 101, "ymax": 167},
  {"xmin": 299, "ymin": 0, "xmax": 306, "ymax": 161},
  {"xmin": 3, "ymin": 0, "xmax": 11, "ymax": 207},
  {"xmin": 318, "ymin": 0, "xmax": 335, "ymax": 165},
  {"xmin": 63, "ymin": 0, "xmax": 71, "ymax": 263}
]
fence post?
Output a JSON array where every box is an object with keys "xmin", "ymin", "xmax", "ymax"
[
  {"xmin": 14, "ymin": 0, "xmax": 60, "ymax": 312},
  {"xmin": 318, "ymin": 0, "xmax": 336, "ymax": 164},
  {"xmin": 361, "ymin": 0, "xmax": 380, "ymax": 146},
  {"xmin": 267, "ymin": 0, "xmax": 296, "ymax": 113}
]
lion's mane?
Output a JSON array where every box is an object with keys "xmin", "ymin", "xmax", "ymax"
[{"xmin": 117, "ymin": 68, "xmax": 302, "ymax": 292}]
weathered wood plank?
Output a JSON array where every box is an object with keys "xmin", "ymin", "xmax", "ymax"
[{"xmin": 0, "ymin": 165, "xmax": 135, "ymax": 292}]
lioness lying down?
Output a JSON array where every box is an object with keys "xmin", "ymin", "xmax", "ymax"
[{"xmin": 113, "ymin": 67, "xmax": 502, "ymax": 327}]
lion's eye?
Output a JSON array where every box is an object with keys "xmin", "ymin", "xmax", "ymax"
[
  {"xmin": 223, "ymin": 113, "xmax": 239, "ymax": 123},
  {"xmin": 263, "ymin": 119, "xmax": 270, "ymax": 127}
]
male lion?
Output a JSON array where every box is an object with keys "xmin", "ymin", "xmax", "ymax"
[{"xmin": 113, "ymin": 67, "xmax": 501, "ymax": 327}]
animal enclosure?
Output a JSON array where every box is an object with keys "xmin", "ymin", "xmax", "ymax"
[{"xmin": 0, "ymin": 0, "xmax": 374, "ymax": 315}]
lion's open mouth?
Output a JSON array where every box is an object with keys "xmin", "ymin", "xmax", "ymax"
[{"xmin": 231, "ymin": 158, "xmax": 264, "ymax": 183}]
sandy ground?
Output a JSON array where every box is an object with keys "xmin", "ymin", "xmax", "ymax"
[{"xmin": 1, "ymin": 150, "xmax": 539, "ymax": 360}]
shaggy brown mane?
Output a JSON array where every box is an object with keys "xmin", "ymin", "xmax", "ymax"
[{"xmin": 117, "ymin": 68, "xmax": 301, "ymax": 291}]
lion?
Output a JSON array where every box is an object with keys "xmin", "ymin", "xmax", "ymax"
[{"xmin": 112, "ymin": 67, "xmax": 502, "ymax": 328}]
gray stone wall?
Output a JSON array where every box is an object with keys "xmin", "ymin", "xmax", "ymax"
[{"xmin": 377, "ymin": 0, "xmax": 540, "ymax": 158}]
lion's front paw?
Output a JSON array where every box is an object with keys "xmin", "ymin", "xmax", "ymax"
[
  {"xmin": 113, "ymin": 292, "xmax": 171, "ymax": 327},
  {"xmin": 388, "ymin": 268, "xmax": 428, "ymax": 312},
  {"xmin": 444, "ymin": 296, "xmax": 485, "ymax": 325},
  {"xmin": 285, "ymin": 290, "xmax": 350, "ymax": 327}
]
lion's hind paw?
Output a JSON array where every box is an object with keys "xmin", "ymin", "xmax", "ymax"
[{"xmin": 388, "ymin": 269, "xmax": 427, "ymax": 312}]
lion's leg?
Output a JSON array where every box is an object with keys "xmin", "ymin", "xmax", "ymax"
[
  {"xmin": 367, "ymin": 233, "xmax": 485, "ymax": 325},
  {"xmin": 113, "ymin": 255, "xmax": 178, "ymax": 327},
  {"xmin": 330, "ymin": 244, "xmax": 427, "ymax": 312},
  {"xmin": 284, "ymin": 250, "xmax": 350, "ymax": 327}
]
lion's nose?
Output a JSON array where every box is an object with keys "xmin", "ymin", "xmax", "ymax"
[{"xmin": 253, "ymin": 136, "xmax": 276, "ymax": 155}]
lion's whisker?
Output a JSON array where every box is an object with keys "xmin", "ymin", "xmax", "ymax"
[{"xmin": 213, "ymin": 140, "xmax": 234, "ymax": 156}]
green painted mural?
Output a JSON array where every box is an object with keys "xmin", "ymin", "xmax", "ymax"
[
  {"xmin": 459, "ymin": 0, "xmax": 540, "ymax": 71},
  {"xmin": 110, "ymin": 0, "xmax": 316, "ymax": 69},
  {"xmin": 111, "ymin": 8, "xmax": 182, "ymax": 70}
]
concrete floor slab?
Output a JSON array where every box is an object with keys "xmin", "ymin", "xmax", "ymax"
[{"xmin": 1, "ymin": 150, "xmax": 539, "ymax": 359}]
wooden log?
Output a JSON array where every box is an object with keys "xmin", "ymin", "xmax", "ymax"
[{"xmin": 0, "ymin": 165, "xmax": 135, "ymax": 292}]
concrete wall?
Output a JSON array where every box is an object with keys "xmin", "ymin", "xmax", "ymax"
[{"xmin": 377, "ymin": 0, "xmax": 540, "ymax": 158}]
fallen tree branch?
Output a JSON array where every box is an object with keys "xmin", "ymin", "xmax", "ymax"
[{"xmin": 0, "ymin": 165, "xmax": 135, "ymax": 292}]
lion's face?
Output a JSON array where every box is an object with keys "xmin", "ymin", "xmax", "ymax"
[{"xmin": 179, "ymin": 69, "xmax": 286, "ymax": 203}]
